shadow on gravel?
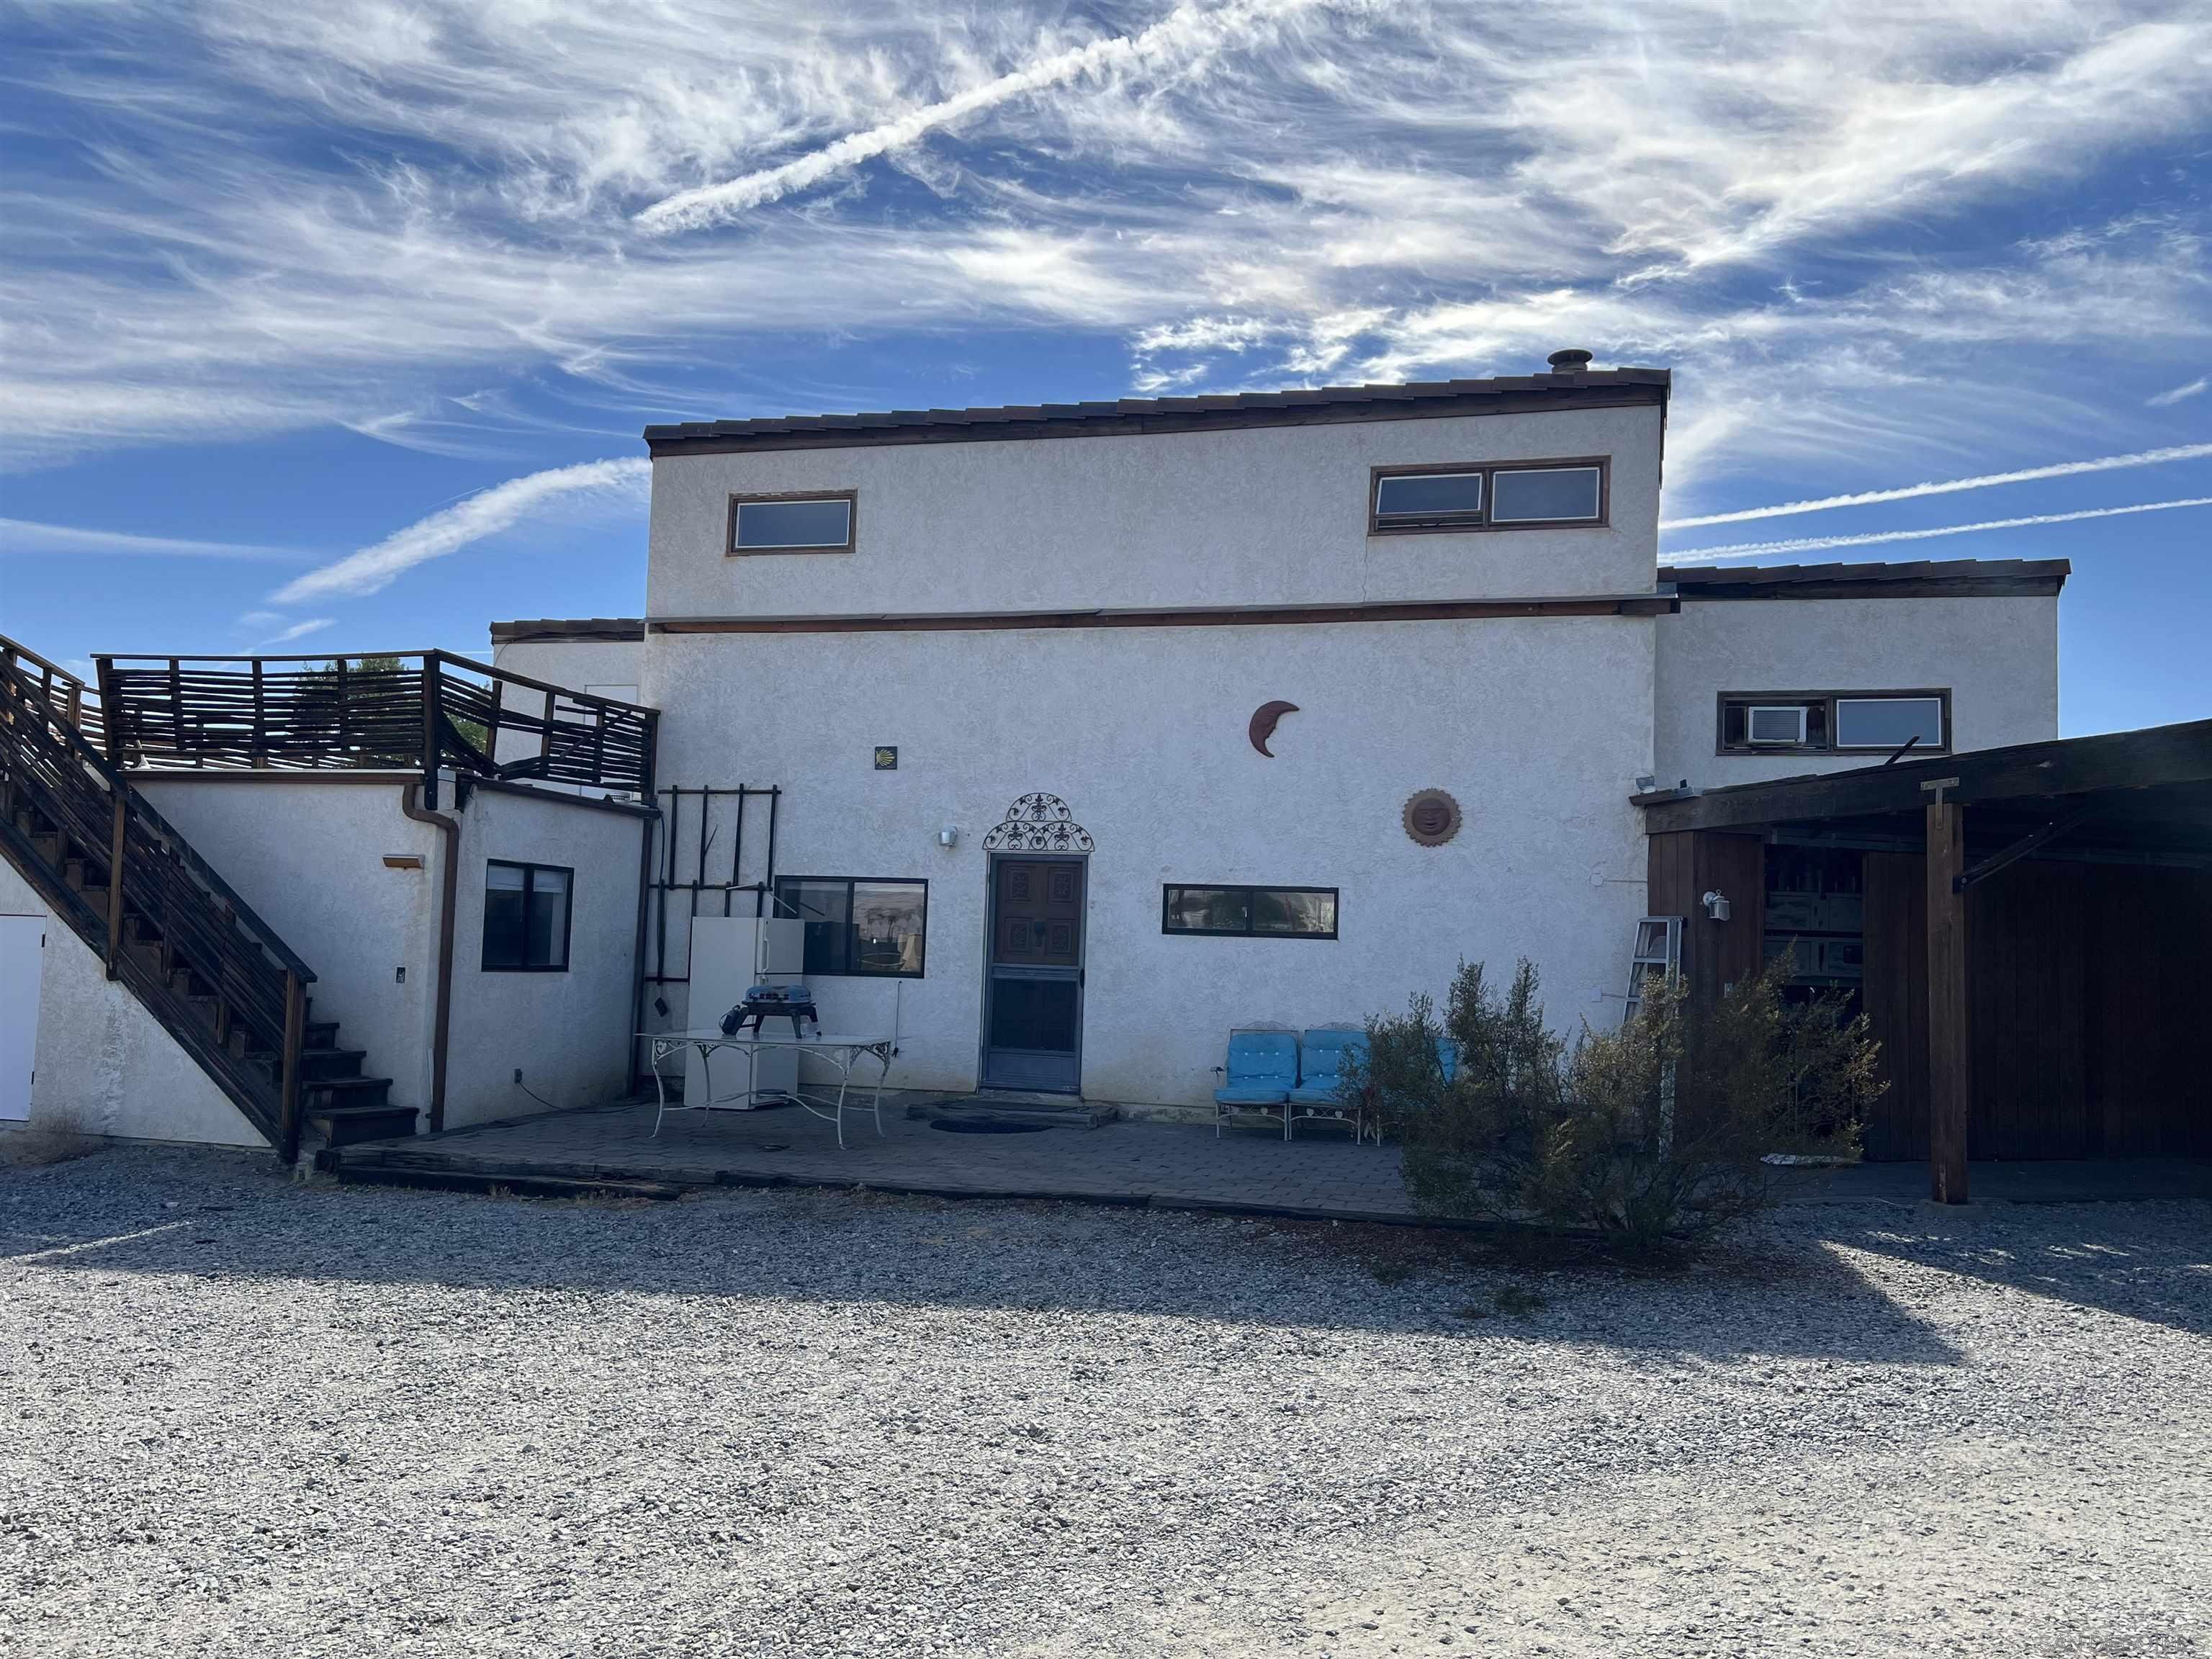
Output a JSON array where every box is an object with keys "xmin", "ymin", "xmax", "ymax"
[
  {"xmin": 1807, "ymin": 1207, "xmax": 2212, "ymax": 1341},
  {"xmin": 0, "ymin": 1146, "xmax": 1989, "ymax": 1367}
]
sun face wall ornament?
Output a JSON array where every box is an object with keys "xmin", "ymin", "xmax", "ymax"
[
  {"xmin": 1248, "ymin": 701, "xmax": 1300, "ymax": 757},
  {"xmin": 1403, "ymin": 789, "xmax": 1462, "ymax": 847}
]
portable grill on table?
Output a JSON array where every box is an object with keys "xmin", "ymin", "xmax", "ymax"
[{"xmin": 721, "ymin": 982, "xmax": 818, "ymax": 1039}]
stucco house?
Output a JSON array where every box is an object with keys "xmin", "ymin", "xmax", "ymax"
[{"xmin": 7, "ymin": 351, "xmax": 2206, "ymax": 1180}]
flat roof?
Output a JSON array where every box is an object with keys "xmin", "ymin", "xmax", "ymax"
[
  {"xmin": 643, "ymin": 367, "xmax": 1670, "ymax": 457},
  {"xmin": 489, "ymin": 618, "xmax": 647, "ymax": 645},
  {"xmin": 1660, "ymin": 558, "xmax": 2069, "ymax": 599}
]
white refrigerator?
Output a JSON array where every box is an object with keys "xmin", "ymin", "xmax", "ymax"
[{"xmin": 684, "ymin": 915, "xmax": 804, "ymax": 1107}]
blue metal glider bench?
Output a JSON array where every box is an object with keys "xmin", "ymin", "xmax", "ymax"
[
  {"xmin": 1213, "ymin": 1030, "xmax": 1298, "ymax": 1138},
  {"xmin": 1287, "ymin": 1028, "xmax": 1368, "ymax": 1141}
]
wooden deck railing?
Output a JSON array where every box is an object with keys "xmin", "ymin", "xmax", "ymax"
[
  {"xmin": 0, "ymin": 660, "xmax": 311, "ymax": 1153},
  {"xmin": 91, "ymin": 650, "xmax": 656, "ymax": 807},
  {"xmin": 2, "ymin": 634, "xmax": 104, "ymax": 753}
]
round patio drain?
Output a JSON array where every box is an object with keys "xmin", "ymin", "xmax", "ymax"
[{"xmin": 930, "ymin": 1117, "xmax": 1051, "ymax": 1135}]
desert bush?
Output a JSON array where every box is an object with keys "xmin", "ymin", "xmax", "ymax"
[{"xmin": 1354, "ymin": 955, "xmax": 1877, "ymax": 1253}]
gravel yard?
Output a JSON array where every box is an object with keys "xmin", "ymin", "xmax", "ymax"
[{"xmin": 3, "ymin": 1144, "xmax": 2208, "ymax": 1658}]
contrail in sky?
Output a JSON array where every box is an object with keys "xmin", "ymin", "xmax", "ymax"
[
  {"xmin": 1660, "ymin": 442, "xmax": 2212, "ymax": 529},
  {"xmin": 1665, "ymin": 495, "xmax": 2212, "ymax": 562}
]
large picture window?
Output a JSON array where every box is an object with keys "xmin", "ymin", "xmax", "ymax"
[
  {"xmin": 1370, "ymin": 458, "xmax": 1606, "ymax": 534},
  {"xmin": 1162, "ymin": 885, "xmax": 1338, "ymax": 939},
  {"xmin": 482, "ymin": 860, "xmax": 572, "ymax": 972},
  {"xmin": 773, "ymin": 877, "xmax": 927, "ymax": 976}
]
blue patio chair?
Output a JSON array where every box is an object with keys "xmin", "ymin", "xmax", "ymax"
[
  {"xmin": 1288, "ymin": 1028, "xmax": 1368, "ymax": 1142},
  {"xmin": 1213, "ymin": 1030, "xmax": 1298, "ymax": 1138}
]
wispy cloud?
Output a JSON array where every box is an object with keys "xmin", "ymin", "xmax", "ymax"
[
  {"xmin": 271, "ymin": 458, "xmax": 650, "ymax": 604},
  {"xmin": 1666, "ymin": 496, "xmax": 2212, "ymax": 563},
  {"xmin": 1659, "ymin": 443, "xmax": 2212, "ymax": 530},
  {"xmin": 2148, "ymin": 376, "xmax": 2208, "ymax": 408},
  {"xmin": 0, "ymin": 518, "xmax": 307, "ymax": 561},
  {"xmin": 636, "ymin": 0, "xmax": 1332, "ymax": 235},
  {"xmin": 259, "ymin": 618, "xmax": 333, "ymax": 647}
]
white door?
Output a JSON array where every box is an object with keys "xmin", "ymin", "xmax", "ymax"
[{"xmin": 0, "ymin": 914, "xmax": 44, "ymax": 1120}]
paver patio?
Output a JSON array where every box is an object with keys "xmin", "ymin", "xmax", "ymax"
[{"xmin": 320, "ymin": 1093, "xmax": 2212, "ymax": 1218}]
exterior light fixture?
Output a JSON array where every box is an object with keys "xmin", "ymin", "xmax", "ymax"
[
  {"xmin": 1701, "ymin": 889, "xmax": 1731, "ymax": 922},
  {"xmin": 938, "ymin": 826, "xmax": 959, "ymax": 848}
]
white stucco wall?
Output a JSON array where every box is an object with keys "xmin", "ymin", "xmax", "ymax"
[
  {"xmin": 490, "ymin": 637, "xmax": 643, "ymax": 702},
  {"xmin": 644, "ymin": 615, "xmax": 1655, "ymax": 1107},
  {"xmin": 441, "ymin": 784, "xmax": 647, "ymax": 1129},
  {"xmin": 1653, "ymin": 595, "xmax": 2061, "ymax": 789},
  {"xmin": 130, "ymin": 776, "xmax": 443, "ymax": 1116},
  {"xmin": 0, "ymin": 860, "xmax": 261, "ymax": 1146},
  {"xmin": 647, "ymin": 405, "xmax": 1665, "ymax": 618}
]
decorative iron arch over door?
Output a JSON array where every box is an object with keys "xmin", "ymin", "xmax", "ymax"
[{"xmin": 981, "ymin": 792, "xmax": 1094, "ymax": 853}]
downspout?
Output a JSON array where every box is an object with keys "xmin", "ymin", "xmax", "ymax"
[{"xmin": 401, "ymin": 781, "xmax": 459, "ymax": 1133}]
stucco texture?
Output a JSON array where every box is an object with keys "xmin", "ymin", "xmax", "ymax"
[
  {"xmin": 1653, "ymin": 595, "xmax": 2060, "ymax": 789},
  {"xmin": 647, "ymin": 406, "xmax": 1664, "ymax": 619},
  {"xmin": 647, "ymin": 615, "xmax": 1655, "ymax": 1108},
  {"xmin": 0, "ymin": 860, "xmax": 260, "ymax": 1146},
  {"xmin": 441, "ymin": 785, "xmax": 647, "ymax": 1130},
  {"xmin": 130, "ymin": 777, "xmax": 443, "ymax": 1115}
]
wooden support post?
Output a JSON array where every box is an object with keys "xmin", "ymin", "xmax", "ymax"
[
  {"xmin": 1925, "ymin": 796, "xmax": 1970, "ymax": 1203},
  {"xmin": 278, "ymin": 969, "xmax": 305, "ymax": 1164},
  {"xmin": 105, "ymin": 790, "xmax": 127, "ymax": 977},
  {"xmin": 420, "ymin": 655, "xmax": 442, "ymax": 811}
]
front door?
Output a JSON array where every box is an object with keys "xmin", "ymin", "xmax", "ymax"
[{"xmin": 980, "ymin": 858, "xmax": 1084, "ymax": 1092}]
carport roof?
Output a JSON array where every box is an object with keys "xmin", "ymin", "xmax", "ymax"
[{"xmin": 1635, "ymin": 718, "xmax": 2212, "ymax": 865}]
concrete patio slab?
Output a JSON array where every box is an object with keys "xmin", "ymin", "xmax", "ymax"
[{"xmin": 318, "ymin": 1092, "xmax": 2212, "ymax": 1223}]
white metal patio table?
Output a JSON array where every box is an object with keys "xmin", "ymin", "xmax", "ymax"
[{"xmin": 642, "ymin": 1030, "xmax": 895, "ymax": 1149}]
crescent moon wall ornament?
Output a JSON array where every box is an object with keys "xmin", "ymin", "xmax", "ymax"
[{"xmin": 1248, "ymin": 701, "xmax": 1300, "ymax": 757}]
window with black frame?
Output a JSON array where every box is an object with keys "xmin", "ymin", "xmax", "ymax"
[
  {"xmin": 1162, "ymin": 884, "xmax": 1337, "ymax": 938},
  {"xmin": 482, "ymin": 860, "xmax": 572, "ymax": 971},
  {"xmin": 773, "ymin": 877, "xmax": 927, "ymax": 976}
]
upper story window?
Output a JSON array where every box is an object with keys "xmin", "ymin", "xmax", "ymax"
[
  {"xmin": 1718, "ymin": 691, "xmax": 1949, "ymax": 756},
  {"xmin": 1162, "ymin": 884, "xmax": 1339, "ymax": 939},
  {"xmin": 1370, "ymin": 458, "xmax": 1606, "ymax": 534},
  {"xmin": 728, "ymin": 492, "xmax": 855, "ymax": 555}
]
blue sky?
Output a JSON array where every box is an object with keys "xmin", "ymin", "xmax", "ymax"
[{"xmin": 1, "ymin": 1, "xmax": 2207, "ymax": 734}]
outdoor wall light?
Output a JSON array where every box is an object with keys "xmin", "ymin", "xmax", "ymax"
[
  {"xmin": 938, "ymin": 825, "xmax": 959, "ymax": 848},
  {"xmin": 1701, "ymin": 889, "xmax": 1732, "ymax": 922}
]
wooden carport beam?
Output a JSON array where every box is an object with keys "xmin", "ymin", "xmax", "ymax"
[{"xmin": 1924, "ymin": 787, "xmax": 1970, "ymax": 1204}]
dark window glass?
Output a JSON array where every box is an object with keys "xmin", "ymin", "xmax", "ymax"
[
  {"xmin": 1835, "ymin": 696, "xmax": 1943, "ymax": 750},
  {"xmin": 1374, "ymin": 472, "xmax": 1483, "ymax": 521},
  {"xmin": 734, "ymin": 498, "xmax": 852, "ymax": 550},
  {"xmin": 1163, "ymin": 885, "xmax": 1337, "ymax": 938},
  {"xmin": 1489, "ymin": 465, "xmax": 1602, "ymax": 522},
  {"xmin": 773, "ymin": 877, "xmax": 926, "ymax": 977},
  {"xmin": 482, "ymin": 861, "xmax": 573, "ymax": 971}
]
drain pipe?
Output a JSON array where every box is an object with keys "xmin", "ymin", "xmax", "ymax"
[{"xmin": 401, "ymin": 781, "xmax": 459, "ymax": 1133}]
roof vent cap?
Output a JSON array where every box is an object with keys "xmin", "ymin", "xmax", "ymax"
[{"xmin": 1547, "ymin": 348, "xmax": 1594, "ymax": 374}]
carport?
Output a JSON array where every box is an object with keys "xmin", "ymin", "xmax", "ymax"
[{"xmin": 1639, "ymin": 719, "xmax": 2212, "ymax": 1202}]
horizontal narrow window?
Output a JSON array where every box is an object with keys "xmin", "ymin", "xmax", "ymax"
[
  {"xmin": 1490, "ymin": 464, "xmax": 1603, "ymax": 523},
  {"xmin": 730, "ymin": 494, "xmax": 855, "ymax": 553},
  {"xmin": 1719, "ymin": 691, "xmax": 1948, "ymax": 756},
  {"xmin": 1163, "ymin": 885, "xmax": 1338, "ymax": 939},
  {"xmin": 482, "ymin": 860, "xmax": 572, "ymax": 972},
  {"xmin": 773, "ymin": 876, "xmax": 927, "ymax": 976},
  {"xmin": 1370, "ymin": 459, "xmax": 1607, "ymax": 534},
  {"xmin": 1374, "ymin": 470, "xmax": 1483, "ymax": 527},
  {"xmin": 1835, "ymin": 696, "xmax": 1943, "ymax": 751}
]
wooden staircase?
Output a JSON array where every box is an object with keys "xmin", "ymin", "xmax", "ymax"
[{"xmin": 1, "ymin": 642, "xmax": 411, "ymax": 1154}]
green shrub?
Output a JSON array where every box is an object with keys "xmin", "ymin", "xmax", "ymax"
[{"xmin": 1354, "ymin": 955, "xmax": 1877, "ymax": 1253}]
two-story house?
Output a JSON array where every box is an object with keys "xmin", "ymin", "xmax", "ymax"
[{"xmin": 508, "ymin": 354, "xmax": 2062, "ymax": 1113}]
